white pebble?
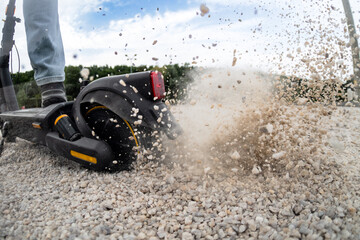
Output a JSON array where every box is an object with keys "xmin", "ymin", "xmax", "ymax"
[
  {"xmin": 119, "ymin": 79, "xmax": 126, "ymax": 86},
  {"xmin": 182, "ymin": 232, "xmax": 194, "ymax": 240},
  {"xmin": 185, "ymin": 216, "xmax": 192, "ymax": 225},
  {"xmin": 230, "ymin": 151, "xmax": 241, "ymax": 160},
  {"xmin": 272, "ymin": 151, "xmax": 286, "ymax": 159},
  {"xmin": 266, "ymin": 123, "xmax": 274, "ymax": 134},
  {"xmin": 252, "ymin": 165, "xmax": 262, "ymax": 175}
]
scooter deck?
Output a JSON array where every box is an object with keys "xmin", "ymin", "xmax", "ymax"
[
  {"xmin": 0, "ymin": 107, "xmax": 51, "ymax": 119},
  {"xmin": 0, "ymin": 102, "xmax": 115, "ymax": 170},
  {"xmin": 0, "ymin": 102, "xmax": 72, "ymax": 143}
]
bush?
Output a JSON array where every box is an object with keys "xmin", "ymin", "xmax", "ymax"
[{"xmin": 12, "ymin": 64, "xmax": 194, "ymax": 108}]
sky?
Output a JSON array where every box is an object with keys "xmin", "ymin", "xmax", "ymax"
[{"xmin": 1, "ymin": 0, "xmax": 359, "ymax": 80}]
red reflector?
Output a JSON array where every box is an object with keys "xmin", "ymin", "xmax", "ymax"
[{"xmin": 150, "ymin": 71, "xmax": 165, "ymax": 100}]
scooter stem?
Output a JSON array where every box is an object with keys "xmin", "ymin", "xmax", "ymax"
[{"xmin": 0, "ymin": 0, "xmax": 19, "ymax": 112}]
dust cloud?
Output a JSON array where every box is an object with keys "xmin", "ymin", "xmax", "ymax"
[{"xmin": 159, "ymin": 68, "xmax": 331, "ymax": 177}]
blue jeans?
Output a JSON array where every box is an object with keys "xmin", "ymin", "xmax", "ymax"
[{"xmin": 23, "ymin": 0, "xmax": 65, "ymax": 86}]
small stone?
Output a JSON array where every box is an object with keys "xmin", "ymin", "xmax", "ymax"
[
  {"xmin": 325, "ymin": 209, "xmax": 336, "ymax": 219},
  {"xmin": 208, "ymin": 220, "xmax": 215, "ymax": 227},
  {"xmin": 190, "ymin": 100, "xmax": 197, "ymax": 105},
  {"xmin": 259, "ymin": 225, "xmax": 271, "ymax": 235},
  {"xmin": 226, "ymin": 227, "xmax": 236, "ymax": 236},
  {"xmin": 148, "ymin": 208, "xmax": 157, "ymax": 216},
  {"xmin": 157, "ymin": 226, "xmax": 166, "ymax": 239},
  {"xmin": 297, "ymin": 97, "xmax": 308, "ymax": 105},
  {"xmin": 292, "ymin": 205, "xmax": 303, "ymax": 216},
  {"xmin": 348, "ymin": 206, "xmax": 356, "ymax": 215},
  {"xmin": 3, "ymin": 209, "xmax": 10, "ymax": 214},
  {"xmin": 218, "ymin": 211, "xmax": 226, "ymax": 217},
  {"xmin": 188, "ymin": 202, "xmax": 198, "ymax": 213},
  {"xmin": 317, "ymin": 211, "xmax": 325, "ymax": 218},
  {"xmin": 239, "ymin": 225, "xmax": 247, "ymax": 233},
  {"xmin": 272, "ymin": 151, "xmax": 286, "ymax": 159},
  {"xmin": 191, "ymin": 229, "xmax": 202, "ymax": 239},
  {"xmin": 185, "ymin": 216, "xmax": 192, "ymax": 225},
  {"xmin": 255, "ymin": 216, "xmax": 264, "ymax": 224},
  {"xmin": 96, "ymin": 224, "xmax": 111, "ymax": 235},
  {"xmin": 102, "ymin": 202, "xmax": 113, "ymax": 210},
  {"xmin": 299, "ymin": 225, "xmax": 311, "ymax": 235},
  {"xmin": 266, "ymin": 123, "xmax": 274, "ymax": 134},
  {"xmin": 269, "ymin": 206, "xmax": 280, "ymax": 213},
  {"xmin": 138, "ymin": 232, "xmax": 147, "ymax": 239},
  {"xmin": 200, "ymin": 4, "xmax": 210, "ymax": 16},
  {"xmin": 119, "ymin": 79, "xmax": 126, "ymax": 86},
  {"xmin": 165, "ymin": 175, "xmax": 175, "ymax": 184},
  {"xmin": 337, "ymin": 207, "xmax": 345, "ymax": 217},
  {"xmin": 341, "ymin": 230, "xmax": 351, "ymax": 239},
  {"xmin": 329, "ymin": 137, "xmax": 345, "ymax": 152},
  {"xmin": 280, "ymin": 206, "xmax": 294, "ymax": 217},
  {"xmin": 251, "ymin": 165, "xmax": 262, "ymax": 175},
  {"xmin": 230, "ymin": 151, "xmax": 241, "ymax": 160},
  {"xmin": 248, "ymin": 220, "xmax": 257, "ymax": 232},
  {"xmin": 332, "ymin": 224, "xmax": 341, "ymax": 233},
  {"xmin": 218, "ymin": 229, "xmax": 226, "ymax": 238},
  {"xmin": 290, "ymin": 229, "xmax": 301, "ymax": 238},
  {"xmin": 182, "ymin": 232, "xmax": 194, "ymax": 240},
  {"xmin": 315, "ymin": 221, "xmax": 325, "ymax": 230}
]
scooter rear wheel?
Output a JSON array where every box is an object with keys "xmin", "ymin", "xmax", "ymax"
[{"xmin": 84, "ymin": 106, "xmax": 139, "ymax": 171}]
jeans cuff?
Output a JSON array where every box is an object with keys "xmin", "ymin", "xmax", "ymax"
[{"xmin": 36, "ymin": 75, "xmax": 65, "ymax": 86}]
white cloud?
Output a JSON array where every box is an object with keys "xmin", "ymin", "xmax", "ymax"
[
  {"xmin": 1, "ymin": 0, "xmax": 359, "ymax": 81},
  {"xmin": 58, "ymin": 0, "xmax": 112, "ymax": 22},
  {"xmin": 60, "ymin": 6, "xmax": 267, "ymax": 70}
]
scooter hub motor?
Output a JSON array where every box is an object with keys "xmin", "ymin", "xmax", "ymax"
[{"xmin": 85, "ymin": 106, "xmax": 139, "ymax": 171}]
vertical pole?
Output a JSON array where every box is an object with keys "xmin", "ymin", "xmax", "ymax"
[
  {"xmin": 342, "ymin": 0, "xmax": 360, "ymax": 101},
  {"xmin": 0, "ymin": 0, "xmax": 19, "ymax": 112},
  {"xmin": 130, "ymin": 59, "xmax": 133, "ymax": 73}
]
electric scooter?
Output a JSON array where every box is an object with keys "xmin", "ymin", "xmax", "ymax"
[{"xmin": 0, "ymin": 0, "xmax": 182, "ymax": 171}]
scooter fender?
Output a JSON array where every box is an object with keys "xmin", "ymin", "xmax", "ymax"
[{"xmin": 73, "ymin": 72, "xmax": 182, "ymax": 140}]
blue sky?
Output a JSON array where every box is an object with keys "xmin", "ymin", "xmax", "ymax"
[
  {"xmin": 87, "ymin": 0, "xmax": 194, "ymax": 23},
  {"xmin": 81, "ymin": 0, "xmax": 263, "ymax": 32},
  {"xmin": 80, "ymin": 1, "xmax": 199, "ymax": 30}
]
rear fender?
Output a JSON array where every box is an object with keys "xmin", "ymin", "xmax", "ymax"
[{"xmin": 73, "ymin": 74, "xmax": 182, "ymax": 139}]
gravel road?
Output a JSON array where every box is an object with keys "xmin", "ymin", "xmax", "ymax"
[{"xmin": 1, "ymin": 69, "xmax": 360, "ymax": 240}]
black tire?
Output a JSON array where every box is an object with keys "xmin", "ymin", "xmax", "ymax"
[{"xmin": 84, "ymin": 105, "xmax": 140, "ymax": 171}]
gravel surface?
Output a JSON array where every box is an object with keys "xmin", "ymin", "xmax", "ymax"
[{"xmin": 1, "ymin": 70, "xmax": 360, "ymax": 239}]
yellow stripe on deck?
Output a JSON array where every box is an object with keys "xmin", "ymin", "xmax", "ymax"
[{"xmin": 70, "ymin": 150, "xmax": 97, "ymax": 164}]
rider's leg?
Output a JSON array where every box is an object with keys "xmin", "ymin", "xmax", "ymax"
[{"xmin": 23, "ymin": 0, "xmax": 67, "ymax": 107}]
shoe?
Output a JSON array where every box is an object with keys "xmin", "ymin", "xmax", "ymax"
[{"xmin": 40, "ymin": 82, "xmax": 67, "ymax": 107}]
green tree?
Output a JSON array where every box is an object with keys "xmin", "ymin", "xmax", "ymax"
[
  {"xmin": 12, "ymin": 64, "xmax": 194, "ymax": 107},
  {"xmin": 64, "ymin": 65, "xmax": 82, "ymax": 100}
]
